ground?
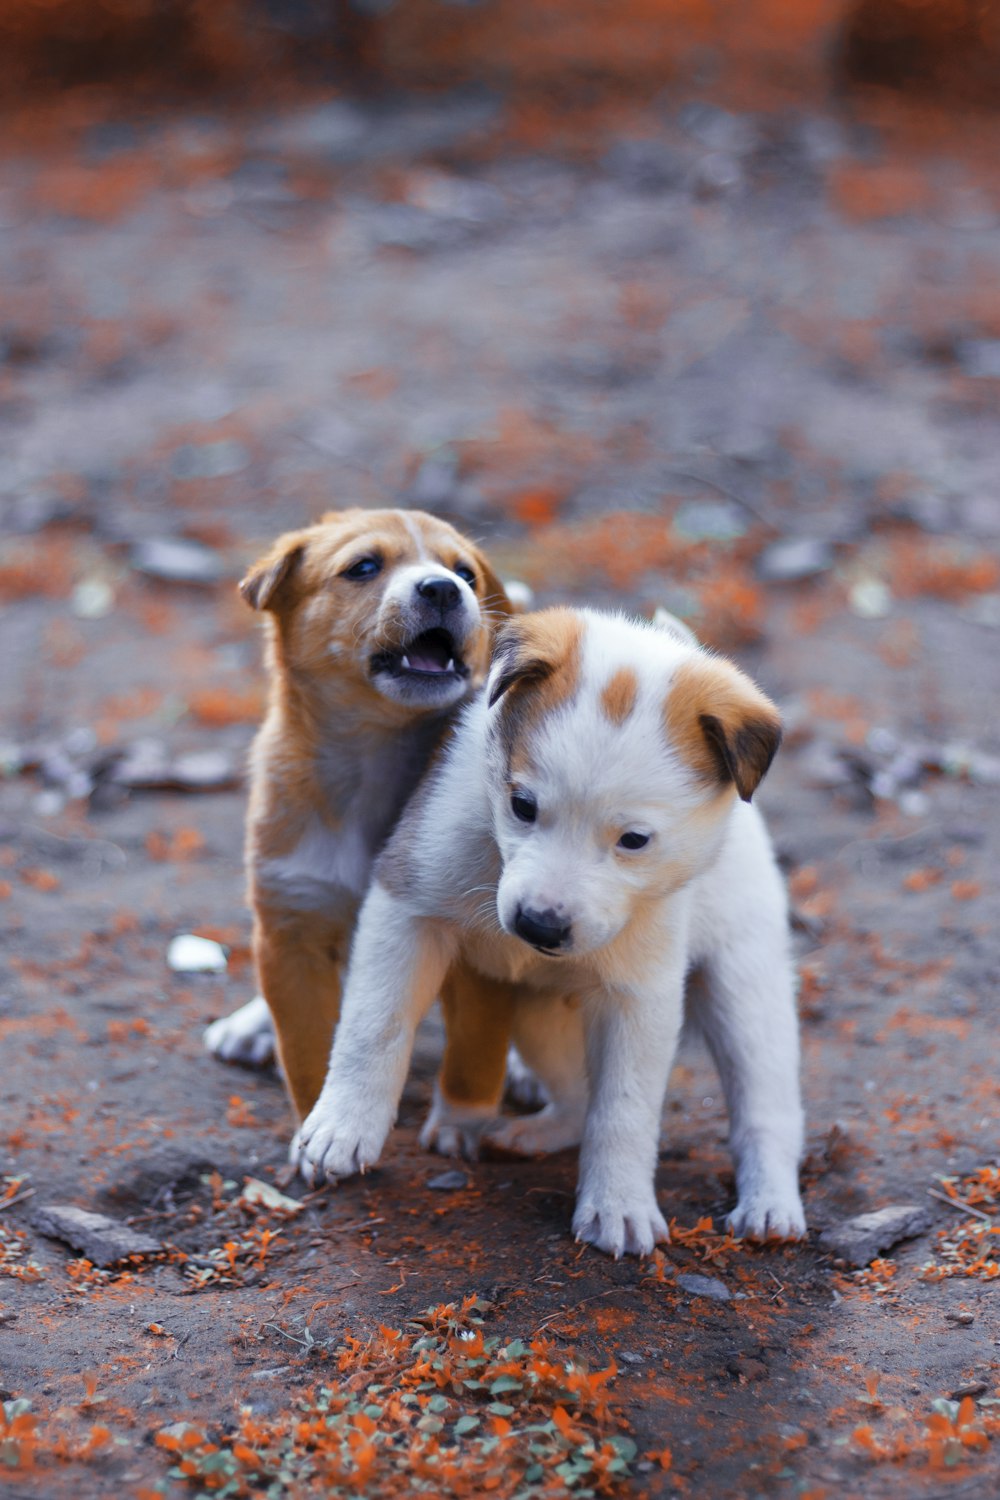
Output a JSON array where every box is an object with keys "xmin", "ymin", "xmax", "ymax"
[{"xmin": 1, "ymin": 23, "xmax": 1000, "ymax": 1498}]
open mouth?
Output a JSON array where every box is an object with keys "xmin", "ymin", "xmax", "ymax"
[{"xmin": 371, "ymin": 627, "xmax": 467, "ymax": 682}]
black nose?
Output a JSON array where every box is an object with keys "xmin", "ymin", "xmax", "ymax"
[
  {"xmin": 514, "ymin": 906, "xmax": 572, "ymax": 951},
  {"xmin": 416, "ymin": 576, "xmax": 461, "ymax": 612}
]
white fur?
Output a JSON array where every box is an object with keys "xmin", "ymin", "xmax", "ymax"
[
  {"xmin": 203, "ymin": 993, "xmax": 275, "ymax": 1066},
  {"xmin": 294, "ymin": 610, "xmax": 805, "ymax": 1254}
]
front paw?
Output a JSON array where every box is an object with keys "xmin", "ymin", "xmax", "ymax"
[
  {"xmin": 573, "ymin": 1190, "xmax": 669, "ymax": 1259},
  {"xmin": 728, "ymin": 1189, "xmax": 806, "ymax": 1241},
  {"xmin": 419, "ymin": 1090, "xmax": 493, "ymax": 1160},
  {"xmin": 203, "ymin": 995, "xmax": 275, "ymax": 1067},
  {"xmin": 291, "ymin": 1096, "xmax": 391, "ymax": 1186}
]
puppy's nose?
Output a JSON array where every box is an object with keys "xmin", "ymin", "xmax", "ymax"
[
  {"xmin": 416, "ymin": 576, "xmax": 461, "ymax": 612},
  {"xmin": 514, "ymin": 905, "xmax": 572, "ymax": 952}
]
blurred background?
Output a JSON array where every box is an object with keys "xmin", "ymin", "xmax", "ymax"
[{"xmin": 2, "ymin": 7, "xmax": 1000, "ymax": 1488}]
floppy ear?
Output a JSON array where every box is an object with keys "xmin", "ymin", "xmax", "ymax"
[
  {"xmin": 239, "ymin": 532, "xmax": 308, "ymax": 612},
  {"xmin": 666, "ymin": 656, "xmax": 782, "ymax": 802},
  {"xmin": 486, "ymin": 609, "xmax": 582, "ymax": 708}
]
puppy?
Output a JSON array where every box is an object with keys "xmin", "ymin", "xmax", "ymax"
[
  {"xmin": 293, "ymin": 607, "xmax": 805, "ymax": 1257},
  {"xmin": 205, "ymin": 507, "xmax": 512, "ymax": 1121}
]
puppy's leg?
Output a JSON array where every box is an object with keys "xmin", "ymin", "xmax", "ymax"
[
  {"xmin": 693, "ymin": 941, "xmax": 805, "ymax": 1240},
  {"xmin": 421, "ymin": 963, "xmax": 516, "ymax": 1159},
  {"xmin": 254, "ymin": 907, "xmax": 345, "ymax": 1121},
  {"xmin": 573, "ymin": 959, "xmax": 686, "ymax": 1258},
  {"xmin": 481, "ymin": 995, "xmax": 588, "ymax": 1157},
  {"xmin": 294, "ymin": 884, "xmax": 456, "ymax": 1184},
  {"xmin": 203, "ymin": 993, "xmax": 276, "ymax": 1068}
]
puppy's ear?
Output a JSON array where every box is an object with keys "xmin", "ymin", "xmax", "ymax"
[
  {"xmin": 666, "ymin": 656, "xmax": 782, "ymax": 803},
  {"xmin": 239, "ymin": 532, "xmax": 309, "ymax": 612},
  {"xmin": 487, "ymin": 609, "xmax": 582, "ymax": 708}
]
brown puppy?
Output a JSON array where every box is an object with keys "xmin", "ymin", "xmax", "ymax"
[{"xmin": 205, "ymin": 508, "xmax": 514, "ymax": 1121}]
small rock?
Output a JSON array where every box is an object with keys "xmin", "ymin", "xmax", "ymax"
[
  {"xmin": 945, "ymin": 1310, "xmax": 975, "ymax": 1326},
  {"xmin": 950, "ymin": 1380, "xmax": 988, "ymax": 1400},
  {"xmin": 167, "ymin": 935, "xmax": 228, "ymax": 974},
  {"xmin": 426, "ymin": 1170, "xmax": 468, "ymax": 1192},
  {"xmin": 131, "ymin": 537, "xmax": 225, "ymax": 586},
  {"xmin": 71, "ymin": 578, "xmax": 115, "ymax": 619},
  {"xmin": 692, "ymin": 152, "xmax": 744, "ymax": 197},
  {"xmin": 756, "ymin": 538, "xmax": 835, "ymax": 583},
  {"xmin": 849, "ymin": 578, "xmax": 892, "ymax": 619},
  {"xmin": 820, "ymin": 1204, "xmax": 931, "ymax": 1267},
  {"xmin": 33, "ymin": 1205, "xmax": 163, "ymax": 1268},
  {"xmin": 110, "ymin": 742, "xmax": 240, "ymax": 792},
  {"xmin": 169, "ymin": 751, "xmax": 242, "ymax": 792},
  {"xmin": 677, "ymin": 1272, "xmax": 731, "ymax": 1301}
]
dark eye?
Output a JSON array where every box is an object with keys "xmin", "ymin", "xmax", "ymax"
[
  {"xmin": 343, "ymin": 556, "xmax": 382, "ymax": 581},
  {"xmin": 618, "ymin": 832, "xmax": 650, "ymax": 851},
  {"xmin": 454, "ymin": 564, "xmax": 476, "ymax": 588},
  {"xmin": 511, "ymin": 791, "xmax": 537, "ymax": 824}
]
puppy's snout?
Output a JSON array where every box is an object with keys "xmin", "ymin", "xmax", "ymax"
[
  {"xmin": 416, "ymin": 575, "xmax": 461, "ymax": 612},
  {"xmin": 514, "ymin": 905, "xmax": 572, "ymax": 952}
]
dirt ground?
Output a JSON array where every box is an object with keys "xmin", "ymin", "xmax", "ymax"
[{"xmin": 2, "ymin": 28, "xmax": 1000, "ymax": 1498}]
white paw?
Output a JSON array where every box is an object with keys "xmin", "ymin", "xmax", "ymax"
[
  {"xmin": 291, "ymin": 1095, "xmax": 392, "ymax": 1186},
  {"xmin": 728, "ymin": 1189, "xmax": 806, "ymax": 1241},
  {"xmin": 482, "ymin": 1103, "xmax": 585, "ymax": 1158},
  {"xmin": 573, "ymin": 1191, "xmax": 669, "ymax": 1259},
  {"xmin": 419, "ymin": 1090, "xmax": 493, "ymax": 1160},
  {"xmin": 203, "ymin": 995, "xmax": 275, "ymax": 1067},
  {"xmin": 503, "ymin": 1046, "xmax": 548, "ymax": 1109}
]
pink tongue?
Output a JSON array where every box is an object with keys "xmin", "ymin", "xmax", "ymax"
[{"xmin": 407, "ymin": 641, "xmax": 450, "ymax": 673}]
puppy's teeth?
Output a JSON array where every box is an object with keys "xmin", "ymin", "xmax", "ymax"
[
  {"xmin": 446, "ymin": 659, "xmax": 455, "ymax": 673},
  {"xmin": 401, "ymin": 655, "xmax": 411, "ymax": 670}
]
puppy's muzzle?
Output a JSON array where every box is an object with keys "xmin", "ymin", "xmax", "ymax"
[{"xmin": 514, "ymin": 905, "xmax": 572, "ymax": 954}]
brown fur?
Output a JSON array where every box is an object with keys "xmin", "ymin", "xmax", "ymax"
[
  {"xmin": 438, "ymin": 961, "xmax": 519, "ymax": 1110},
  {"xmin": 242, "ymin": 508, "xmax": 512, "ymax": 1120},
  {"xmin": 664, "ymin": 656, "xmax": 782, "ymax": 803},
  {"xmin": 488, "ymin": 608, "xmax": 584, "ymax": 777},
  {"xmin": 599, "ymin": 666, "xmax": 639, "ymax": 726}
]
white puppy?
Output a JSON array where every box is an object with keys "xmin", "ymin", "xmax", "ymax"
[{"xmin": 294, "ymin": 608, "xmax": 805, "ymax": 1257}]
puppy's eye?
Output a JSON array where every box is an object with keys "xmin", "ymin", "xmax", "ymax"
[
  {"xmin": 511, "ymin": 791, "xmax": 537, "ymax": 824},
  {"xmin": 343, "ymin": 556, "xmax": 382, "ymax": 581},
  {"xmin": 454, "ymin": 564, "xmax": 476, "ymax": 588},
  {"xmin": 618, "ymin": 831, "xmax": 650, "ymax": 851}
]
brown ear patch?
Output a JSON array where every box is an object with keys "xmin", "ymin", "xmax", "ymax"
[
  {"xmin": 240, "ymin": 534, "xmax": 308, "ymax": 612},
  {"xmin": 665, "ymin": 656, "xmax": 782, "ymax": 802},
  {"xmin": 489, "ymin": 609, "xmax": 583, "ymax": 771},
  {"xmin": 600, "ymin": 666, "xmax": 639, "ymax": 726}
]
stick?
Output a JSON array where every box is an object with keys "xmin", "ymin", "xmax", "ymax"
[
  {"xmin": 0, "ymin": 1188, "xmax": 35, "ymax": 1213},
  {"xmin": 927, "ymin": 1187, "xmax": 994, "ymax": 1225}
]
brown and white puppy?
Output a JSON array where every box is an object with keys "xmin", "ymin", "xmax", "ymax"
[
  {"xmin": 204, "ymin": 508, "xmax": 513, "ymax": 1121},
  {"xmin": 294, "ymin": 607, "xmax": 805, "ymax": 1257}
]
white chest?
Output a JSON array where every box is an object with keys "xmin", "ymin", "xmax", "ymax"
[{"xmin": 258, "ymin": 817, "xmax": 371, "ymax": 911}]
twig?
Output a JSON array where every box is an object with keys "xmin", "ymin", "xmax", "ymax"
[
  {"xmin": 0, "ymin": 1188, "xmax": 35, "ymax": 1213},
  {"xmin": 927, "ymin": 1187, "xmax": 994, "ymax": 1225},
  {"xmin": 533, "ymin": 1286, "xmax": 631, "ymax": 1337}
]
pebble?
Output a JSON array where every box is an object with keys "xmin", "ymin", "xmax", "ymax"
[
  {"xmin": 33, "ymin": 1204, "xmax": 163, "ymax": 1268},
  {"xmin": 427, "ymin": 1170, "xmax": 468, "ymax": 1192},
  {"xmin": 131, "ymin": 537, "xmax": 226, "ymax": 586},
  {"xmin": 673, "ymin": 500, "xmax": 748, "ymax": 542},
  {"xmin": 677, "ymin": 1272, "xmax": 731, "ymax": 1301},
  {"xmin": 756, "ymin": 538, "xmax": 835, "ymax": 583},
  {"xmin": 820, "ymin": 1205, "xmax": 931, "ymax": 1268},
  {"xmin": 167, "ymin": 935, "xmax": 228, "ymax": 974},
  {"xmin": 71, "ymin": 578, "xmax": 115, "ymax": 619}
]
